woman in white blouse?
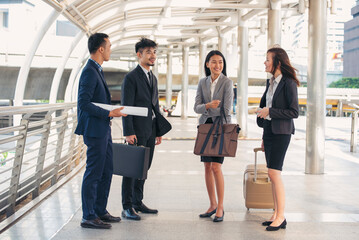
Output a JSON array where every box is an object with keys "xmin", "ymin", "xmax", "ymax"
[{"xmin": 194, "ymin": 50, "xmax": 233, "ymax": 222}]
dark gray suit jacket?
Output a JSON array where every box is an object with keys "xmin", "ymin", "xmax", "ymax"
[
  {"xmin": 257, "ymin": 76, "xmax": 299, "ymax": 135},
  {"xmin": 121, "ymin": 65, "xmax": 160, "ymax": 139}
]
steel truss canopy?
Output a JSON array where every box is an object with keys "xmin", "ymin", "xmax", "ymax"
[{"xmin": 42, "ymin": 0, "xmax": 301, "ymax": 58}]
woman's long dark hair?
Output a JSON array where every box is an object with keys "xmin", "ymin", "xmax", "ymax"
[
  {"xmin": 267, "ymin": 47, "xmax": 300, "ymax": 86},
  {"xmin": 204, "ymin": 50, "xmax": 227, "ymax": 77}
]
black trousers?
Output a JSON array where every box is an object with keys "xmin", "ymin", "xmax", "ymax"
[{"xmin": 122, "ymin": 119, "xmax": 157, "ymax": 209}]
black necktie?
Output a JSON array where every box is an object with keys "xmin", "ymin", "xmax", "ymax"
[{"xmin": 147, "ymin": 71, "xmax": 153, "ymax": 88}]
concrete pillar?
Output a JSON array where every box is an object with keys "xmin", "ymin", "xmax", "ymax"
[
  {"xmin": 305, "ymin": 0, "xmax": 327, "ymax": 174},
  {"xmin": 181, "ymin": 45, "xmax": 189, "ymax": 119},
  {"xmin": 237, "ymin": 11, "xmax": 249, "ymax": 138},
  {"xmin": 14, "ymin": 9, "xmax": 60, "ymax": 107},
  {"xmin": 199, "ymin": 39, "xmax": 207, "ymax": 80},
  {"xmin": 153, "ymin": 58, "xmax": 159, "ymax": 78},
  {"xmin": 267, "ymin": 0, "xmax": 282, "ymax": 48},
  {"xmin": 166, "ymin": 46, "xmax": 173, "ymax": 109},
  {"xmin": 217, "ymin": 28, "xmax": 227, "ymax": 59},
  {"xmin": 49, "ymin": 31, "xmax": 85, "ymax": 104}
]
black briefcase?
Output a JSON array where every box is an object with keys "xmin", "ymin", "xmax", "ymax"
[{"xmin": 112, "ymin": 143, "xmax": 150, "ymax": 179}]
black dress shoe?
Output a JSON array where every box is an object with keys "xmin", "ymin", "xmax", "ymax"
[
  {"xmin": 266, "ymin": 219, "xmax": 287, "ymax": 231},
  {"xmin": 122, "ymin": 208, "xmax": 141, "ymax": 220},
  {"xmin": 80, "ymin": 218, "xmax": 111, "ymax": 229},
  {"xmin": 213, "ymin": 211, "xmax": 224, "ymax": 222},
  {"xmin": 199, "ymin": 208, "xmax": 217, "ymax": 218},
  {"xmin": 262, "ymin": 221, "xmax": 273, "ymax": 226},
  {"xmin": 99, "ymin": 213, "xmax": 121, "ymax": 223},
  {"xmin": 133, "ymin": 203, "xmax": 158, "ymax": 214}
]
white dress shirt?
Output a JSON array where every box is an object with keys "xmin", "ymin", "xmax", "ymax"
[
  {"xmin": 139, "ymin": 64, "xmax": 156, "ymax": 119},
  {"xmin": 210, "ymin": 75, "xmax": 220, "ymax": 100},
  {"xmin": 266, "ymin": 74, "xmax": 282, "ymax": 120}
]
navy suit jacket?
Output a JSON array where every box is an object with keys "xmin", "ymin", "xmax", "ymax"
[
  {"xmin": 75, "ymin": 59, "xmax": 111, "ymax": 138},
  {"xmin": 121, "ymin": 65, "xmax": 160, "ymax": 139},
  {"xmin": 257, "ymin": 76, "xmax": 299, "ymax": 135}
]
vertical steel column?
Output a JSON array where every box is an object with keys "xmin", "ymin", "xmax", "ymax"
[
  {"xmin": 306, "ymin": 0, "xmax": 327, "ymax": 174},
  {"xmin": 7, "ymin": 115, "xmax": 30, "ymax": 217},
  {"xmin": 237, "ymin": 11, "xmax": 249, "ymax": 137},
  {"xmin": 32, "ymin": 112, "xmax": 53, "ymax": 199},
  {"xmin": 166, "ymin": 46, "xmax": 173, "ymax": 109},
  {"xmin": 350, "ymin": 109, "xmax": 358, "ymax": 153},
  {"xmin": 181, "ymin": 45, "xmax": 189, "ymax": 119},
  {"xmin": 8, "ymin": 99, "xmax": 13, "ymax": 127},
  {"xmin": 49, "ymin": 31, "xmax": 85, "ymax": 104},
  {"xmin": 14, "ymin": 9, "xmax": 60, "ymax": 107},
  {"xmin": 65, "ymin": 111, "xmax": 78, "ymax": 174},
  {"xmin": 336, "ymin": 100, "xmax": 343, "ymax": 117},
  {"xmin": 51, "ymin": 111, "xmax": 68, "ymax": 185},
  {"xmin": 64, "ymin": 45, "xmax": 89, "ymax": 102},
  {"xmin": 199, "ymin": 39, "xmax": 207, "ymax": 80},
  {"xmin": 217, "ymin": 27, "xmax": 227, "ymax": 59},
  {"xmin": 267, "ymin": 0, "xmax": 282, "ymax": 48},
  {"xmin": 153, "ymin": 59, "xmax": 159, "ymax": 78}
]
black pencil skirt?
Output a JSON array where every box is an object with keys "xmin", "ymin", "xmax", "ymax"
[
  {"xmin": 200, "ymin": 117, "xmax": 224, "ymax": 164},
  {"xmin": 263, "ymin": 120, "xmax": 291, "ymax": 171}
]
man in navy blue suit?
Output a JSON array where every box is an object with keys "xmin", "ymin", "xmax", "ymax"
[{"xmin": 75, "ymin": 33, "xmax": 126, "ymax": 229}]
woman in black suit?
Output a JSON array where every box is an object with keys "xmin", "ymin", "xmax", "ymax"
[{"xmin": 256, "ymin": 47, "xmax": 299, "ymax": 231}]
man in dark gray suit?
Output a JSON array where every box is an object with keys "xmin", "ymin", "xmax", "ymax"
[{"xmin": 121, "ymin": 38, "xmax": 162, "ymax": 220}]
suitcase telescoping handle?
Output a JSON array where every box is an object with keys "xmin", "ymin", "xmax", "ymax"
[{"xmin": 253, "ymin": 147, "xmax": 264, "ymax": 182}]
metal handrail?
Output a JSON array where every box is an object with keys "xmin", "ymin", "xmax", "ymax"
[
  {"xmin": 0, "ymin": 125, "xmax": 26, "ymax": 135},
  {"xmin": 0, "ymin": 103, "xmax": 76, "ymax": 117},
  {"xmin": 0, "ymin": 135, "xmax": 24, "ymax": 145},
  {"xmin": 0, "ymin": 102, "xmax": 85, "ymax": 218}
]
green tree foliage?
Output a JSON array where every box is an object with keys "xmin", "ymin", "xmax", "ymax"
[{"xmin": 328, "ymin": 78, "xmax": 359, "ymax": 88}]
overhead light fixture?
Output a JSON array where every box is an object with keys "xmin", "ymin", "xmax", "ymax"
[
  {"xmin": 165, "ymin": 7, "xmax": 172, "ymax": 18},
  {"xmin": 202, "ymin": 28, "xmax": 213, "ymax": 35},
  {"xmin": 89, "ymin": 8, "xmax": 118, "ymax": 27}
]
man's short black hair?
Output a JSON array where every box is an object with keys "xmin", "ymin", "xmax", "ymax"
[
  {"xmin": 88, "ymin": 33, "xmax": 109, "ymax": 54},
  {"xmin": 135, "ymin": 37, "xmax": 158, "ymax": 53}
]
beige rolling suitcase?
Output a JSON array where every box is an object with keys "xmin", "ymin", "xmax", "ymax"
[{"xmin": 243, "ymin": 148, "xmax": 274, "ymax": 210}]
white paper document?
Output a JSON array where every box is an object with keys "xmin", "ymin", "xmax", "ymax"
[{"xmin": 92, "ymin": 102, "xmax": 148, "ymax": 117}]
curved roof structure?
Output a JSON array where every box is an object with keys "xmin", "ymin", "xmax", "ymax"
[{"xmin": 42, "ymin": 0, "xmax": 301, "ymax": 58}]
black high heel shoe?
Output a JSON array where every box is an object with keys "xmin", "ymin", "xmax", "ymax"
[
  {"xmin": 213, "ymin": 211, "xmax": 224, "ymax": 222},
  {"xmin": 199, "ymin": 208, "xmax": 217, "ymax": 218},
  {"xmin": 262, "ymin": 221, "xmax": 273, "ymax": 226},
  {"xmin": 266, "ymin": 219, "xmax": 287, "ymax": 231}
]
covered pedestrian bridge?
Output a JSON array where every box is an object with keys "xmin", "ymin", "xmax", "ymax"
[{"xmin": 0, "ymin": 0, "xmax": 359, "ymax": 239}]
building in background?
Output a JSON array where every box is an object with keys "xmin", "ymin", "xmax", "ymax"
[
  {"xmin": 343, "ymin": 0, "xmax": 359, "ymax": 77},
  {"xmin": 281, "ymin": 0, "xmax": 355, "ymax": 85}
]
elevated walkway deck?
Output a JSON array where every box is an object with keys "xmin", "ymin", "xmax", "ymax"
[{"xmin": 1, "ymin": 115, "xmax": 359, "ymax": 240}]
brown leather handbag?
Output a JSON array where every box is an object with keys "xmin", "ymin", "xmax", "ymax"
[{"xmin": 194, "ymin": 108, "xmax": 240, "ymax": 157}]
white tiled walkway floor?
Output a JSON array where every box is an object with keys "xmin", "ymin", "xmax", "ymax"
[{"xmin": 1, "ymin": 116, "xmax": 359, "ymax": 240}]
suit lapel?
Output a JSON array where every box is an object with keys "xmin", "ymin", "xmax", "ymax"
[
  {"xmin": 136, "ymin": 65, "xmax": 151, "ymax": 90},
  {"xmin": 97, "ymin": 69, "xmax": 111, "ymax": 102},
  {"xmin": 212, "ymin": 73, "xmax": 225, "ymax": 100},
  {"xmin": 205, "ymin": 76, "xmax": 212, "ymax": 103},
  {"xmin": 260, "ymin": 79, "xmax": 270, "ymax": 107},
  {"xmin": 272, "ymin": 77, "xmax": 285, "ymax": 103},
  {"xmin": 88, "ymin": 60, "xmax": 111, "ymax": 102}
]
